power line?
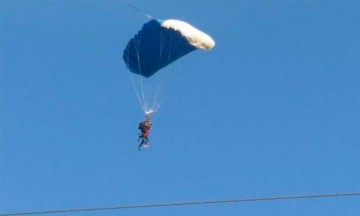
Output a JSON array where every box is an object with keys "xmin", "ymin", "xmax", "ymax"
[
  {"xmin": 1, "ymin": 192, "xmax": 359, "ymax": 216},
  {"xmin": 120, "ymin": 0, "xmax": 154, "ymax": 20}
]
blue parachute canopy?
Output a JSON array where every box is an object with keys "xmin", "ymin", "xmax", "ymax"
[{"xmin": 123, "ymin": 19, "xmax": 215, "ymax": 78}]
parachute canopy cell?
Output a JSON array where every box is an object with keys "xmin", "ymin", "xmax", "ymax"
[{"xmin": 123, "ymin": 19, "xmax": 215, "ymax": 78}]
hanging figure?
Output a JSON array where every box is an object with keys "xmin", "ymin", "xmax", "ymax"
[{"xmin": 138, "ymin": 118, "xmax": 152, "ymax": 151}]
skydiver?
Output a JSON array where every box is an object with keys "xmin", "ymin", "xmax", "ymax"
[{"xmin": 138, "ymin": 118, "xmax": 152, "ymax": 151}]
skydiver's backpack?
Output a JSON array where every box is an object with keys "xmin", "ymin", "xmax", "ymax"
[{"xmin": 138, "ymin": 122, "xmax": 144, "ymax": 130}]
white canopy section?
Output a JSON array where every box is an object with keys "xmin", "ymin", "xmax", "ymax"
[{"xmin": 161, "ymin": 19, "xmax": 215, "ymax": 51}]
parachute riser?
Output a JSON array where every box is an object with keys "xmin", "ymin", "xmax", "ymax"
[{"xmin": 144, "ymin": 109, "xmax": 156, "ymax": 119}]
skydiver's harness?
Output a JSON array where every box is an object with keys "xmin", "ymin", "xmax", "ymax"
[{"xmin": 139, "ymin": 120, "xmax": 151, "ymax": 137}]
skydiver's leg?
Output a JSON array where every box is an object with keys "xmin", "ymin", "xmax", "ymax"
[
  {"xmin": 138, "ymin": 134, "xmax": 143, "ymax": 142},
  {"xmin": 143, "ymin": 136, "xmax": 149, "ymax": 147},
  {"xmin": 138, "ymin": 139, "xmax": 144, "ymax": 151}
]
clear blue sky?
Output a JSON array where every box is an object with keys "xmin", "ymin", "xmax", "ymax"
[{"xmin": 1, "ymin": 1, "xmax": 360, "ymax": 215}]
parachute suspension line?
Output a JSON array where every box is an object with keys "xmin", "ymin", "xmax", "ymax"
[
  {"xmin": 120, "ymin": 0, "xmax": 154, "ymax": 20},
  {"xmin": 134, "ymin": 36, "xmax": 145, "ymax": 109},
  {"xmin": 129, "ymin": 72, "xmax": 145, "ymax": 112},
  {"xmin": 121, "ymin": 0, "xmax": 158, "ymax": 114},
  {"xmin": 126, "ymin": 23, "xmax": 163, "ymax": 115},
  {"xmin": 149, "ymin": 28, "xmax": 165, "ymax": 112},
  {"xmin": 150, "ymin": 28, "xmax": 168, "ymax": 113},
  {"xmin": 126, "ymin": 31, "xmax": 148, "ymax": 113},
  {"xmin": 153, "ymin": 31, "xmax": 174, "ymax": 112},
  {"xmin": 135, "ymin": 34, "xmax": 148, "ymax": 113},
  {"xmin": 149, "ymin": 29, "xmax": 176, "ymax": 114},
  {"xmin": 126, "ymin": 43, "xmax": 146, "ymax": 113}
]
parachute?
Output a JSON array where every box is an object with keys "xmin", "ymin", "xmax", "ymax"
[{"xmin": 123, "ymin": 19, "xmax": 215, "ymax": 114}]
